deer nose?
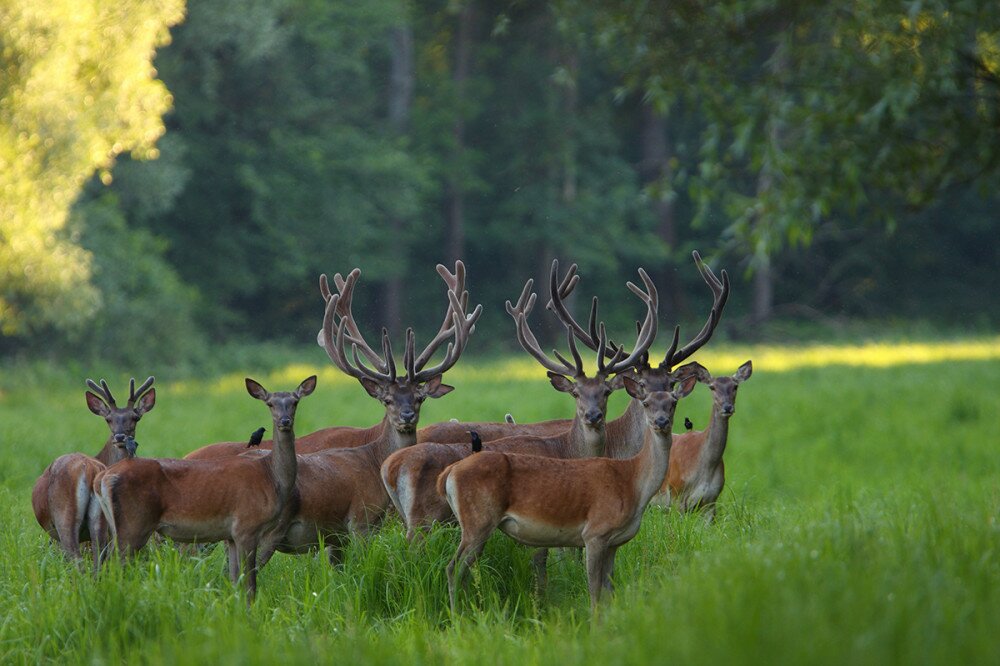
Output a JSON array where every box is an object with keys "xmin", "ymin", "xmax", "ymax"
[
  {"xmin": 279, "ymin": 417, "xmax": 292, "ymax": 428},
  {"xmin": 585, "ymin": 409, "xmax": 604, "ymax": 425},
  {"xmin": 400, "ymin": 409, "xmax": 416, "ymax": 423},
  {"xmin": 113, "ymin": 434, "xmax": 126, "ymax": 443},
  {"xmin": 654, "ymin": 416, "xmax": 669, "ymax": 429},
  {"xmin": 722, "ymin": 404, "xmax": 735, "ymax": 416}
]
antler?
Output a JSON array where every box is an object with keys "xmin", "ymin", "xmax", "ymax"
[
  {"xmin": 322, "ymin": 293, "xmax": 396, "ymax": 383},
  {"xmin": 413, "ymin": 261, "xmax": 470, "ymax": 370},
  {"xmin": 320, "ymin": 263, "xmax": 482, "ymax": 385},
  {"xmin": 505, "ymin": 262, "xmax": 649, "ymax": 378},
  {"xmin": 86, "ymin": 378, "xmax": 117, "ymax": 408},
  {"xmin": 661, "ymin": 250, "xmax": 730, "ymax": 370},
  {"xmin": 319, "ymin": 270, "xmax": 388, "ymax": 371},
  {"xmin": 543, "ymin": 259, "xmax": 659, "ymax": 376},
  {"xmin": 126, "ymin": 376, "xmax": 155, "ymax": 408},
  {"xmin": 410, "ymin": 289, "xmax": 482, "ymax": 383}
]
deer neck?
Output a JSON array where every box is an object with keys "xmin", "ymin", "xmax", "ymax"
[
  {"xmin": 95, "ymin": 438, "xmax": 127, "ymax": 466},
  {"xmin": 605, "ymin": 398, "xmax": 646, "ymax": 458},
  {"xmin": 267, "ymin": 423, "xmax": 298, "ymax": 499},
  {"xmin": 569, "ymin": 416, "xmax": 606, "ymax": 458},
  {"xmin": 371, "ymin": 415, "xmax": 417, "ymax": 461},
  {"xmin": 632, "ymin": 427, "xmax": 673, "ymax": 507},
  {"xmin": 700, "ymin": 403, "xmax": 731, "ymax": 469}
]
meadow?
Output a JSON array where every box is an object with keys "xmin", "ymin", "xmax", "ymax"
[{"xmin": 2, "ymin": 338, "xmax": 1000, "ymax": 664}]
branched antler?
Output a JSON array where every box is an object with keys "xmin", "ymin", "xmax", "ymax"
[{"xmin": 320, "ymin": 263, "xmax": 481, "ymax": 385}]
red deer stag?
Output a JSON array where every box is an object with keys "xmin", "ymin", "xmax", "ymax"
[
  {"xmin": 252, "ymin": 268, "xmax": 481, "ymax": 568},
  {"xmin": 183, "ymin": 263, "xmax": 471, "ymax": 460},
  {"xmin": 93, "ymin": 376, "xmax": 316, "ymax": 600},
  {"xmin": 439, "ymin": 371, "xmax": 699, "ymax": 612},
  {"xmin": 32, "ymin": 377, "xmax": 155, "ymax": 568},
  {"xmin": 654, "ymin": 360, "xmax": 753, "ymax": 519},
  {"xmin": 381, "ymin": 260, "xmax": 658, "ymax": 542},
  {"xmin": 418, "ymin": 251, "xmax": 728, "ymax": 452}
]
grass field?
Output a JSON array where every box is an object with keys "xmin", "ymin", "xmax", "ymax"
[{"xmin": 3, "ymin": 338, "xmax": 1000, "ymax": 664}]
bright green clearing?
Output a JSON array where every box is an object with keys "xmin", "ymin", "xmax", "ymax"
[{"xmin": 2, "ymin": 339, "xmax": 999, "ymax": 664}]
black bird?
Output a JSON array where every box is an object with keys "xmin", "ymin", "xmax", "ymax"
[
  {"xmin": 124, "ymin": 436, "xmax": 138, "ymax": 456},
  {"xmin": 246, "ymin": 426, "xmax": 267, "ymax": 448},
  {"xmin": 684, "ymin": 417, "xmax": 694, "ymax": 431},
  {"xmin": 469, "ymin": 430, "xmax": 483, "ymax": 453}
]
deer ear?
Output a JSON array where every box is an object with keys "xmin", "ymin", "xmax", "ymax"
[
  {"xmin": 622, "ymin": 375, "xmax": 644, "ymax": 400},
  {"xmin": 675, "ymin": 361, "xmax": 711, "ymax": 384},
  {"xmin": 245, "ymin": 378, "xmax": 269, "ymax": 401},
  {"xmin": 297, "ymin": 375, "xmax": 318, "ymax": 397},
  {"xmin": 136, "ymin": 388, "xmax": 156, "ymax": 414},
  {"xmin": 734, "ymin": 360, "xmax": 753, "ymax": 384},
  {"xmin": 358, "ymin": 377, "xmax": 383, "ymax": 399},
  {"xmin": 85, "ymin": 392, "xmax": 110, "ymax": 417},
  {"xmin": 421, "ymin": 375, "xmax": 454, "ymax": 399},
  {"xmin": 547, "ymin": 372, "xmax": 575, "ymax": 393},
  {"xmin": 674, "ymin": 374, "xmax": 698, "ymax": 399}
]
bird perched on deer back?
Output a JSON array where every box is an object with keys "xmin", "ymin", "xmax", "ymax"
[
  {"xmin": 247, "ymin": 427, "xmax": 266, "ymax": 448},
  {"xmin": 124, "ymin": 436, "xmax": 139, "ymax": 456},
  {"xmin": 684, "ymin": 417, "xmax": 694, "ymax": 431},
  {"xmin": 469, "ymin": 430, "xmax": 482, "ymax": 453}
]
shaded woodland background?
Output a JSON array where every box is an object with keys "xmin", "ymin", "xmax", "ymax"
[{"xmin": 2, "ymin": 0, "xmax": 998, "ymax": 367}]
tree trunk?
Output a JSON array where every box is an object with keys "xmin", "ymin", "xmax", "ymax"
[
  {"xmin": 447, "ymin": 3, "xmax": 475, "ymax": 264},
  {"xmin": 638, "ymin": 100, "xmax": 683, "ymax": 314},
  {"xmin": 384, "ymin": 23, "xmax": 414, "ymax": 333},
  {"xmin": 751, "ymin": 36, "xmax": 788, "ymax": 326}
]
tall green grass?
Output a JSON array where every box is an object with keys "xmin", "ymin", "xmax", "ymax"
[{"xmin": 2, "ymin": 342, "xmax": 999, "ymax": 664}]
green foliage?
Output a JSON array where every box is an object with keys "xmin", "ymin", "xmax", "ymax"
[
  {"xmin": 3, "ymin": 349, "xmax": 1000, "ymax": 662},
  {"xmin": 0, "ymin": 0, "xmax": 184, "ymax": 334},
  {"xmin": 593, "ymin": 0, "xmax": 1000, "ymax": 256}
]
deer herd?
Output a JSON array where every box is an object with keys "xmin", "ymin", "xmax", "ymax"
[{"xmin": 31, "ymin": 252, "xmax": 753, "ymax": 612}]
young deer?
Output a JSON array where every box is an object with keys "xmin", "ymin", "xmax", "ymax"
[
  {"xmin": 32, "ymin": 377, "xmax": 155, "ymax": 568},
  {"xmin": 381, "ymin": 260, "xmax": 658, "ymax": 542},
  {"xmin": 183, "ymin": 263, "xmax": 473, "ymax": 460},
  {"xmin": 253, "ymin": 266, "xmax": 481, "ymax": 568},
  {"xmin": 439, "ymin": 371, "xmax": 698, "ymax": 612},
  {"xmin": 655, "ymin": 360, "xmax": 753, "ymax": 519},
  {"xmin": 93, "ymin": 376, "xmax": 316, "ymax": 600}
]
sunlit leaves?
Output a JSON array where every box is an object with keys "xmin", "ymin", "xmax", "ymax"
[{"xmin": 0, "ymin": 0, "xmax": 184, "ymax": 334}]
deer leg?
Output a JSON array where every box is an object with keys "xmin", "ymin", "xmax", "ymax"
[
  {"xmin": 532, "ymin": 549, "xmax": 549, "ymax": 595},
  {"xmin": 234, "ymin": 541, "xmax": 258, "ymax": 603},
  {"xmin": 600, "ymin": 546, "xmax": 618, "ymax": 593},
  {"xmin": 87, "ymin": 498, "xmax": 106, "ymax": 571},
  {"xmin": 226, "ymin": 541, "xmax": 239, "ymax": 583},
  {"xmin": 584, "ymin": 539, "xmax": 610, "ymax": 611},
  {"xmin": 447, "ymin": 533, "xmax": 489, "ymax": 615}
]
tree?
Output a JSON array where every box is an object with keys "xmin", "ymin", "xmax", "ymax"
[{"xmin": 0, "ymin": 0, "xmax": 184, "ymax": 335}]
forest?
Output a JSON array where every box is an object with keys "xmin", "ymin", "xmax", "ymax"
[{"xmin": 2, "ymin": 0, "xmax": 998, "ymax": 365}]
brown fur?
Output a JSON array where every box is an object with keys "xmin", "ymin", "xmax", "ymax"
[
  {"xmin": 94, "ymin": 377, "xmax": 315, "ymax": 600},
  {"xmin": 184, "ymin": 423, "xmax": 380, "ymax": 460},
  {"xmin": 32, "ymin": 379, "xmax": 155, "ymax": 568},
  {"xmin": 382, "ymin": 374, "xmax": 629, "ymax": 541},
  {"xmin": 439, "ymin": 374, "xmax": 696, "ymax": 612}
]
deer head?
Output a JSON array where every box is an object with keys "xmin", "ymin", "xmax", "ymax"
[
  {"xmin": 245, "ymin": 376, "xmax": 317, "ymax": 432},
  {"xmin": 318, "ymin": 263, "xmax": 481, "ymax": 434},
  {"xmin": 622, "ymin": 368, "xmax": 698, "ymax": 435},
  {"xmin": 85, "ymin": 376, "xmax": 155, "ymax": 457},
  {"xmin": 507, "ymin": 259, "xmax": 658, "ymax": 434},
  {"xmin": 685, "ymin": 360, "xmax": 752, "ymax": 418}
]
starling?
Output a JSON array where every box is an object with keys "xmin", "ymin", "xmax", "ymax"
[
  {"xmin": 246, "ymin": 426, "xmax": 266, "ymax": 448},
  {"xmin": 124, "ymin": 436, "xmax": 138, "ymax": 456},
  {"xmin": 684, "ymin": 417, "xmax": 694, "ymax": 431},
  {"xmin": 469, "ymin": 430, "xmax": 483, "ymax": 453}
]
